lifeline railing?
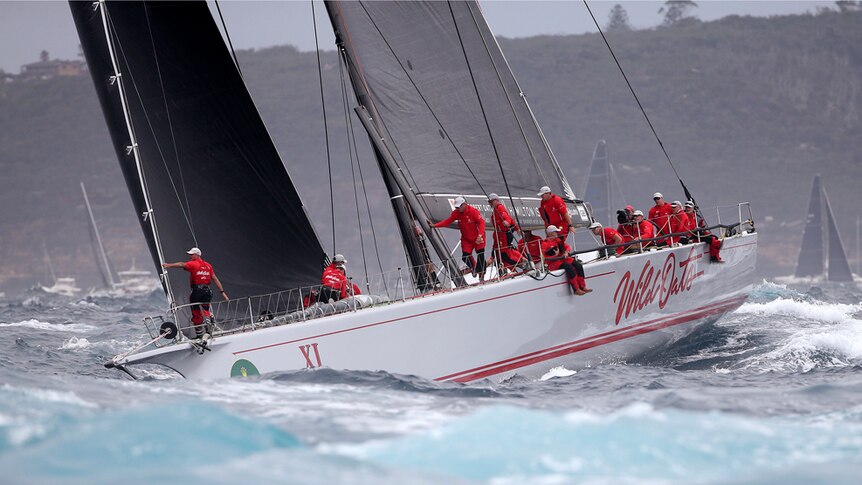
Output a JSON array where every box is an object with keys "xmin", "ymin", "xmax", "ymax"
[{"xmin": 142, "ymin": 203, "xmax": 755, "ymax": 348}]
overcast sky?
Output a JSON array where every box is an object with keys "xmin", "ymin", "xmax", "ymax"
[{"xmin": 0, "ymin": 1, "xmax": 833, "ymax": 73}]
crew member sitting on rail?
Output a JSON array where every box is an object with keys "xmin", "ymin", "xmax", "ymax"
[
  {"xmin": 538, "ymin": 185, "xmax": 573, "ymax": 241},
  {"xmin": 616, "ymin": 208, "xmax": 638, "ymax": 254},
  {"xmin": 648, "ymin": 192, "xmax": 674, "ymax": 244},
  {"xmin": 668, "ymin": 201, "xmax": 690, "ymax": 245},
  {"xmin": 431, "ymin": 196, "xmax": 487, "ymax": 282},
  {"xmin": 320, "ymin": 254, "xmax": 361, "ymax": 303},
  {"xmin": 681, "ymin": 200, "xmax": 697, "ymax": 244},
  {"xmin": 488, "ymin": 193, "xmax": 521, "ymax": 269},
  {"xmin": 162, "ymin": 247, "xmax": 228, "ymax": 337},
  {"xmin": 633, "ymin": 210, "xmax": 655, "ymax": 249},
  {"xmin": 518, "ymin": 229, "xmax": 543, "ymax": 264},
  {"xmin": 542, "ymin": 225, "xmax": 592, "ymax": 296},
  {"xmin": 590, "ymin": 222, "xmax": 624, "ymax": 257},
  {"xmin": 686, "ymin": 203, "xmax": 725, "ymax": 263}
]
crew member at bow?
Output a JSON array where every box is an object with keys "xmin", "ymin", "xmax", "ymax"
[
  {"xmin": 538, "ymin": 185, "xmax": 573, "ymax": 241},
  {"xmin": 162, "ymin": 247, "xmax": 228, "ymax": 337},
  {"xmin": 542, "ymin": 225, "xmax": 592, "ymax": 296},
  {"xmin": 432, "ymin": 196, "xmax": 487, "ymax": 282}
]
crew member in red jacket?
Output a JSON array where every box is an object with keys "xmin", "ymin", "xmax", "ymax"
[
  {"xmin": 590, "ymin": 222, "xmax": 625, "ymax": 257},
  {"xmin": 685, "ymin": 202, "xmax": 725, "ymax": 263},
  {"xmin": 633, "ymin": 210, "xmax": 655, "ymax": 249},
  {"xmin": 432, "ymin": 196, "xmax": 487, "ymax": 281},
  {"xmin": 542, "ymin": 225, "xmax": 591, "ymax": 296},
  {"xmin": 538, "ymin": 186, "xmax": 573, "ymax": 241},
  {"xmin": 162, "ymin": 247, "xmax": 228, "ymax": 337},
  {"xmin": 518, "ymin": 229, "xmax": 543, "ymax": 263},
  {"xmin": 648, "ymin": 192, "xmax": 674, "ymax": 243},
  {"xmin": 320, "ymin": 254, "xmax": 361, "ymax": 302},
  {"xmin": 616, "ymin": 207, "xmax": 638, "ymax": 254},
  {"xmin": 681, "ymin": 200, "xmax": 697, "ymax": 243},
  {"xmin": 668, "ymin": 201, "xmax": 691, "ymax": 245},
  {"xmin": 488, "ymin": 193, "xmax": 520, "ymax": 268}
]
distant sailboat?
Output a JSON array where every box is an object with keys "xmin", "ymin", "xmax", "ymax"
[
  {"xmin": 794, "ymin": 175, "xmax": 853, "ymax": 282},
  {"xmin": 582, "ymin": 140, "xmax": 627, "ymax": 226},
  {"xmin": 39, "ymin": 240, "xmax": 80, "ymax": 297}
]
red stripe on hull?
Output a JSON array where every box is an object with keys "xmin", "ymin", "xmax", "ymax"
[{"xmin": 442, "ymin": 295, "xmax": 746, "ymax": 383}]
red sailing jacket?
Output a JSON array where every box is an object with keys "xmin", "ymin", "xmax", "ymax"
[
  {"xmin": 183, "ymin": 259, "xmax": 214, "ymax": 286},
  {"xmin": 435, "ymin": 204, "xmax": 486, "ymax": 243},
  {"xmin": 491, "ymin": 203, "xmax": 518, "ymax": 233},
  {"xmin": 669, "ymin": 211, "xmax": 690, "ymax": 243},
  {"xmin": 518, "ymin": 234, "xmax": 543, "ymax": 262},
  {"xmin": 539, "ymin": 194, "xmax": 569, "ymax": 230},
  {"xmin": 617, "ymin": 223, "xmax": 637, "ymax": 242},
  {"xmin": 321, "ymin": 263, "xmax": 361, "ymax": 299},
  {"xmin": 541, "ymin": 237, "xmax": 573, "ymax": 271},
  {"xmin": 648, "ymin": 203, "xmax": 674, "ymax": 235},
  {"xmin": 684, "ymin": 210, "xmax": 697, "ymax": 232},
  {"xmin": 638, "ymin": 220, "xmax": 655, "ymax": 245}
]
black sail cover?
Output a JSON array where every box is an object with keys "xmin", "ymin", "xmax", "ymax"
[
  {"xmin": 70, "ymin": 1, "xmax": 325, "ymax": 303},
  {"xmin": 326, "ymin": 0, "xmax": 576, "ymax": 218},
  {"xmin": 824, "ymin": 190, "xmax": 854, "ymax": 282},
  {"xmin": 795, "ymin": 175, "xmax": 824, "ymax": 278}
]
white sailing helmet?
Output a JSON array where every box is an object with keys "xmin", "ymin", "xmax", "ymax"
[
  {"xmin": 652, "ymin": 192, "xmax": 663, "ymax": 199},
  {"xmin": 453, "ymin": 196, "xmax": 466, "ymax": 208},
  {"xmin": 546, "ymin": 225, "xmax": 560, "ymax": 234},
  {"xmin": 487, "ymin": 193, "xmax": 499, "ymax": 201},
  {"xmin": 333, "ymin": 254, "xmax": 347, "ymax": 264},
  {"xmin": 186, "ymin": 247, "xmax": 202, "ymax": 256},
  {"xmin": 633, "ymin": 210, "xmax": 644, "ymax": 216},
  {"xmin": 589, "ymin": 222, "xmax": 602, "ymax": 229},
  {"xmin": 537, "ymin": 186, "xmax": 552, "ymax": 196}
]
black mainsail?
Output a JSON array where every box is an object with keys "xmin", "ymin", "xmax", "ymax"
[
  {"xmin": 71, "ymin": 1, "xmax": 325, "ymax": 303},
  {"xmin": 326, "ymin": 1, "xmax": 576, "ymax": 214},
  {"xmin": 824, "ymin": 189, "xmax": 854, "ymax": 282},
  {"xmin": 794, "ymin": 175, "xmax": 824, "ymax": 278}
]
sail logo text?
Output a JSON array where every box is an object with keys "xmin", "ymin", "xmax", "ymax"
[{"xmin": 612, "ymin": 248, "xmax": 703, "ymax": 325}]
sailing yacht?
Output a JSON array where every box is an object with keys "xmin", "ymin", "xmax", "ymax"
[
  {"xmin": 72, "ymin": 1, "xmax": 757, "ymax": 380},
  {"xmin": 37, "ymin": 241, "xmax": 80, "ymax": 297},
  {"xmin": 792, "ymin": 175, "xmax": 854, "ymax": 282}
]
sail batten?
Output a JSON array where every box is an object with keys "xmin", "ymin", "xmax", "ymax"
[
  {"xmin": 71, "ymin": 1, "xmax": 326, "ymax": 303},
  {"xmin": 327, "ymin": 0, "xmax": 576, "ymax": 201}
]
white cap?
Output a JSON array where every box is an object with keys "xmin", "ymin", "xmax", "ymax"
[
  {"xmin": 546, "ymin": 225, "xmax": 560, "ymax": 234},
  {"xmin": 685, "ymin": 200, "xmax": 695, "ymax": 208},
  {"xmin": 589, "ymin": 222, "xmax": 602, "ymax": 229},
  {"xmin": 487, "ymin": 193, "xmax": 499, "ymax": 201},
  {"xmin": 333, "ymin": 254, "xmax": 347, "ymax": 264},
  {"xmin": 633, "ymin": 210, "xmax": 644, "ymax": 216},
  {"xmin": 652, "ymin": 192, "xmax": 663, "ymax": 199},
  {"xmin": 537, "ymin": 186, "xmax": 552, "ymax": 196},
  {"xmin": 453, "ymin": 196, "xmax": 466, "ymax": 208},
  {"xmin": 186, "ymin": 247, "xmax": 201, "ymax": 256},
  {"xmin": 671, "ymin": 200, "xmax": 681, "ymax": 207}
]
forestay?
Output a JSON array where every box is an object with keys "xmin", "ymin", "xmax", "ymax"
[{"xmin": 70, "ymin": 1, "xmax": 325, "ymax": 304}]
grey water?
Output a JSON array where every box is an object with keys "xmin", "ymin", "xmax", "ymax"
[{"xmin": 1, "ymin": 281, "xmax": 861, "ymax": 484}]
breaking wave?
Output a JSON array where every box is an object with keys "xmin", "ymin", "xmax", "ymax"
[{"xmin": 0, "ymin": 319, "xmax": 96, "ymax": 333}]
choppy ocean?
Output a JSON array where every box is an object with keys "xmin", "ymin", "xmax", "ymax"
[{"xmin": 1, "ymin": 281, "xmax": 861, "ymax": 484}]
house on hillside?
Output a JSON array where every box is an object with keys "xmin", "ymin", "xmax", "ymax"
[{"xmin": 19, "ymin": 51, "xmax": 86, "ymax": 82}]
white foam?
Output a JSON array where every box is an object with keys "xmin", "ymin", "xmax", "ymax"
[
  {"xmin": 1, "ymin": 384, "xmax": 97, "ymax": 409},
  {"xmin": 0, "ymin": 319, "xmax": 97, "ymax": 333},
  {"xmin": 736, "ymin": 298, "xmax": 859, "ymax": 324},
  {"xmin": 540, "ymin": 366, "xmax": 577, "ymax": 381},
  {"xmin": 60, "ymin": 336, "xmax": 91, "ymax": 350}
]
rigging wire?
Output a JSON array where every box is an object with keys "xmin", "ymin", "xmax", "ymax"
[
  {"xmin": 106, "ymin": 12, "xmax": 197, "ymax": 241},
  {"xmin": 214, "ymin": 0, "xmax": 244, "ymax": 80},
  {"xmin": 311, "ymin": 0, "xmax": 337, "ymax": 254},
  {"xmin": 337, "ymin": 50, "xmax": 370, "ymax": 284},
  {"xmin": 338, "ymin": 49, "xmax": 389, "ymax": 293},
  {"xmin": 142, "ymin": 6, "xmax": 196, "ymax": 244},
  {"xmin": 356, "ymin": 0, "xmax": 488, "ymax": 197},
  {"xmin": 450, "ymin": 1, "xmax": 529, "ymax": 249},
  {"xmin": 582, "ymin": 1, "xmax": 702, "ymax": 216}
]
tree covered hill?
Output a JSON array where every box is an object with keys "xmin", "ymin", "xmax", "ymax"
[{"xmin": 1, "ymin": 9, "xmax": 860, "ymax": 292}]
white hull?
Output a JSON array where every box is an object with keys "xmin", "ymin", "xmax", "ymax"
[{"xmin": 121, "ymin": 233, "xmax": 757, "ymax": 381}]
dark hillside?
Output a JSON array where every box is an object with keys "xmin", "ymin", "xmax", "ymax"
[{"xmin": 1, "ymin": 10, "xmax": 861, "ymax": 293}]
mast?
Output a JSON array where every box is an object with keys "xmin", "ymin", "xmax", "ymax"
[
  {"xmin": 96, "ymin": 1, "xmax": 174, "ymax": 302},
  {"xmin": 794, "ymin": 175, "xmax": 824, "ymax": 278},
  {"xmin": 41, "ymin": 240, "xmax": 57, "ymax": 286},
  {"xmin": 81, "ymin": 182, "xmax": 117, "ymax": 289}
]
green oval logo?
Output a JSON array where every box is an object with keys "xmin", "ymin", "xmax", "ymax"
[{"xmin": 230, "ymin": 359, "xmax": 260, "ymax": 378}]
